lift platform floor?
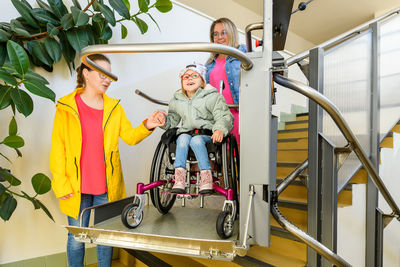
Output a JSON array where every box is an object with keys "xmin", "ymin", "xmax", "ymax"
[{"xmin": 66, "ymin": 204, "xmax": 240, "ymax": 260}]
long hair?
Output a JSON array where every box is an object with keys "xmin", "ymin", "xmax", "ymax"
[
  {"xmin": 76, "ymin": 54, "xmax": 111, "ymax": 89},
  {"xmin": 207, "ymin": 18, "xmax": 239, "ymax": 64}
]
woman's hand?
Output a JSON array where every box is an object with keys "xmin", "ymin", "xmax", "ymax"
[
  {"xmin": 59, "ymin": 193, "xmax": 73, "ymax": 200},
  {"xmin": 145, "ymin": 110, "xmax": 167, "ymax": 129},
  {"xmin": 211, "ymin": 129, "xmax": 224, "ymax": 143}
]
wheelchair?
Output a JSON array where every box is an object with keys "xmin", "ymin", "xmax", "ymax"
[{"xmin": 121, "ymin": 128, "xmax": 240, "ymax": 239}]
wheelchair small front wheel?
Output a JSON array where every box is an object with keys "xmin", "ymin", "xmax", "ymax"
[
  {"xmin": 216, "ymin": 211, "xmax": 234, "ymax": 239},
  {"xmin": 121, "ymin": 203, "xmax": 143, "ymax": 229}
]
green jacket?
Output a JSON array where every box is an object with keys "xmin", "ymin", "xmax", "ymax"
[{"xmin": 162, "ymin": 84, "xmax": 234, "ymax": 136}]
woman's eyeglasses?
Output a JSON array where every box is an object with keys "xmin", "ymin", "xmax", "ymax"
[
  {"xmin": 98, "ymin": 73, "xmax": 111, "ymax": 81},
  {"xmin": 181, "ymin": 73, "xmax": 200, "ymax": 80},
  {"xmin": 213, "ymin": 30, "xmax": 227, "ymax": 38}
]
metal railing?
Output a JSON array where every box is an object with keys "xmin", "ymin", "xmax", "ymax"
[
  {"xmin": 273, "ymin": 73, "xmax": 400, "ymax": 219},
  {"xmin": 286, "ymin": 7, "xmax": 400, "ymax": 66},
  {"xmin": 80, "ymin": 42, "xmax": 253, "ymax": 81},
  {"xmin": 245, "ymin": 22, "xmax": 263, "ymax": 52}
]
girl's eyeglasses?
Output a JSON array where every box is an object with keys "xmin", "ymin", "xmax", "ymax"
[
  {"xmin": 213, "ymin": 30, "xmax": 227, "ymax": 38},
  {"xmin": 181, "ymin": 73, "xmax": 200, "ymax": 80}
]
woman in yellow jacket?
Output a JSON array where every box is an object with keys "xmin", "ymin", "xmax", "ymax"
[{"xmin": 50, "ymin": 54, "xmax": 165, "ymax": 267}]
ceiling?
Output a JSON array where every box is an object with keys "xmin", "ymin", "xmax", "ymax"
[{"xmin": 234, "ymin": 0, "xmax": 400, "ymax": 45}]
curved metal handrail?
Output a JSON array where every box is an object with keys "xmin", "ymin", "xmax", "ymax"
[
  {"xmin": 287, "ymin": 7, "xmax": 400, "ymax": 66},
  {"xmin": 273, "ymin": 73, "xmax": 400, "ymax": 219},
  {"xmin": 276, "ymin": 159, "xmax": 308, "ymax": 195},
  {"xmin": 270, "ymin": 201, "xmax": 352, "ymax": 267},
  {"xmin": 80, "ymin": 42, "xmax": 254, "ymax": 81},
  {"xmin": 135, "ymin": 89, "xmax": 239, "ymax": 109},
  {"xmin": 245, "ymin": 22, "xmax": 263, "ymax": 52}
]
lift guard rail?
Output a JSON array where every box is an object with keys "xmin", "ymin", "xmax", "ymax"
[
  {"xmin": 273, "ymin": 73, "xmax": 400, "ymax": 220},
  {"xmin": 80, "ymin": 42, "xmax": 254, "ymax": 82},
  {"xmin": 286, "ymin": 7, "xmax": 400, "ymax": 66}
]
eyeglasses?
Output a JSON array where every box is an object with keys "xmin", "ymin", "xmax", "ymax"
[
  {"xmin": 213, "ymin": 30, "xmax": 227, "ymax": 38},
  {"xmin": 98, "ymin": 73, "xmax": 111, "ymax": 81},
  {"xmin": 181, "ymin": 73, "xmax": 200, "ymax": 80}
]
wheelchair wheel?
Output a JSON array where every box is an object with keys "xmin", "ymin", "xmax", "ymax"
[
  {"xmin": 229, "ymin": 135, "xmax": 240, "ymax": 208},
  {"xmin": 150, "ymin": 141, "xmax": 176, "ymax": 214},
  {"xmin": 216, "ymin": 211, "xmax": 234, "ymax": 239},
  {"xmin": 121, "ymin": 203, "xmax": 143, "ymax": 229}
]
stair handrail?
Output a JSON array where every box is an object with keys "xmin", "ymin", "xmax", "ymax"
[
  {"xmin": 135, "ymin": 89, "xmax": 240, "ymax": 109},
  {"xmin": 286, "ymin": 7, "xmax": 400, "ymax": 66},
  {"xmin": 80, "ymin": 42, "xmax": 253, "ymax": 82},
  {"xmin": 276, "ymin": 159, "xmax": 308, "ymax": 195},
  {"xmin": 273, "ymin": 73, "xmax": 400, "ymax": 220}
]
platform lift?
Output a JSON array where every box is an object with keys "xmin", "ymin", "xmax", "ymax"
[{"xmin": 65, "ymin": 0, "xmax": 400, "ymax": 266}]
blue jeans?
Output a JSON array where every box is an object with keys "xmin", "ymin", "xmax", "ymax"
[
  {"xmin": 67, "ymin": 193, "xmax": 113, "ymax": 267},
  {"xmin": 174, "ymin": 134, "xmax": 212, "ymax": 170}
]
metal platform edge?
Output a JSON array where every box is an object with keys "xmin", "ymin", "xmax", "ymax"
[{"xmin": 66, "ymin": 225, "xmax": 238, "ymax": 261}]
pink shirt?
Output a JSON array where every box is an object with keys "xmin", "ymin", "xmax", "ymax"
[
  {"xmin": 75, "ymin": 94, "xmax": 107, "ymax": 195},
  {"xmin": 210, "ymin": 58, "xmax": 240, "ymax": 144}
]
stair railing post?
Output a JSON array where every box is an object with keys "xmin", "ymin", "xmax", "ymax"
[
  {"xmin": 307, "ymin": 47, "xmax": 325, "ymax": 266},
  {"xmin": 366, "ymin": 21, "xmax": 381, "ymax": 267}
]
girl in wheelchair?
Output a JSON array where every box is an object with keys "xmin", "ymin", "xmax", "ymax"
[{"xmin": 161, "ymin": 63, "xmax": 234, "ymax": 194}]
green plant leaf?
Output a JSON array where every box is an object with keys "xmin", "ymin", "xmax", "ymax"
[
  {"xmin": 109, "ymin": 0, "xmax": 130, "ymax": 20},
  {"xmin": 92, "ymin": 13, "xmax": 103, "ymax": 23},
  {"xmin": 0, "ymin": 169, "xmax": 21, "ymax": 186},
  {"xmin": 100, "ymin": 24, "xmax": 112, "ymax": 40},
  {"xmin": 47, "ymin": 23, "xmax": 59, "ymax": 36},
  {"xmin": 0, "ymin": 183, "xmax": 5, "ymax": 195},
  {"xmin": 44, "ymin": 37, "xmax": 61, "ymax": 62},
  {"xmin": 21, "ymin": 191, "xmax": 40, "ymax": 209},
  {"xmin": 122, "ymin": 0, "xmax": 130, "ymax": 11},
  {"xmin": 14, "ymin": 148, "xmax": 22, "ymax": 157},
  {"xmin": 138, "ymin": 0, "xmax": 149, "ymax": 13},
  {"xmin": 121, "ymin": 24, "xmax": 127, "ymax": 39},
  {"xmin": 36, "ymin": 0, "xmax": 52, "ymax": 12},
  {"xmin": 47, "ymin": 0, "xmax": 68, "ymax": 19},
  {"xmin": 97, "ymin": 3, "xmax": 116, "ymax": 26},
  {"xmin": 21, "ymin": 0, "xmax": 33, "ymax": 9},
  {"xmin": 31, "ymin": 173, "xmax": 51, "ymax": 195},
  {"xmin": 23, "ymin": 79, "xmax": 55, "ymax": 102},
  {"xmin": 7, "ymin": 40, "xmax": 29, "ymax": 75},
  {"xmin": 0, "ymin": 85, "xmax": 12, "ymax": 109},
  {"xmin": 10, "ymin": 87, "xmax": 33, "ymax": 117},
  {"xmin": 60, "ymin": 13, "xmax": 74, "ymax": 30},
  {"xmin": 9, "ymin": 117, "xmax": 17, "ymax": 136},
  {"xmin": 72, "ymin": 0, "xmax": 82, "ymax": 10},
  {"xmin": 36, "ymin": 199, "xmax": 54, "ymax": 221},
  {"xmin": 155, "ymin": 0, "xmax": 172, "ymax": 13},
  {"xmin": 66, "ymin": 28, "xmax": 89, "ymax": 52},
  {"xmin": 71, "ymin": 6, "xmax": 89, "ymax": 27},
  {"xmin": 0, "ymin": 29, "xmax": 11, "ymax": 42},
  {"xmin": 26, "ymin": 71, "xmax": 49, "ymax": 84},
  {"xmin": 0, "ymin": 194, "xmax": 17, "ymax": 221},
  {"xmin": 146, "ymin": 13, "xmax": 160, "ymax": 31},
  {"xmin": 0, "ymin": 45, "xmax": 6, "ymax": 67},
  {"xmin": 10, "ymin": 19, "xmax": 31, "ymax": 38},
  {"xmin": 133, "ymin": 17, "xmax": 148, "ymax": 34},
  {"xmin": 84, "ymin": 25, "xmax": 96, "ymax": 45},
  {"xmin": 0, "ymin": 70, "xmax": 18, "ymax": 86},
  {"xmin": 58, "ymin": 31, "xmax": 75, "ymax": 73},
  {"xmin": 11, "ymin": 0, "xmax": 39, "ymax": 29},
  {"xmin": 27, "ymin": 41, "xmax": 53, "ymax": 67},
  {"xmin": 31, "ymin": 8, "xmax": 61, "ymax": 26},
  {"xmin": 1, "ymin": 135, "xmax": 24, "ymax": 148}
]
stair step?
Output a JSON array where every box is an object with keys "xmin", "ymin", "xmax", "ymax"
[
  {"xmin": 285, "ymin": 120, "xmax": 309, "ymax": 130},
  {"xmin": 271, "ymin": 226, "xmax": 303, "ymax": 242},
  {"xmin": 278, "ymin": 128, "xmax": 308, "ymax": 139},
  {"xmin": 296, "ymin": 113, "xmax": 309, "ymax": 121},
  {"xmin": 380, "ymin": 132, "xmax": 393, "ymax": 148},
  {"xmin": 277, "ymin": 137, "xmax": 308, "ymax": 150},
  {"xmin": 392, "ymin": 123, "xmax": 400, "ymax": 133},
  {"xmin": 349, "ymin": 168, "xmax": 367, "ymax": 184},
  {"xmin": 277, "ymin": 149, "xmax": 308, "ymax": 163}
]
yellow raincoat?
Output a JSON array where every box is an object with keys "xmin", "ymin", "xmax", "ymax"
[{"xmin": 50, "ymin": 88, "xmax": 153, "ymax": 219}]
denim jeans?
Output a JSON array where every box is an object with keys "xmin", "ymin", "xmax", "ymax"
[
  {"xmin": 67, "ymin": 193, "xmax": 113, "ymax": 267},
  {"xmin": 174, "ymin": 134, "xmax": 212, "ymax": 170}
]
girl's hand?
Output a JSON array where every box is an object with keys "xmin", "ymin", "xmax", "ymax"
[
  {"xmin": 211, "ymin": 130, "xmax": 224, "ymax": 143},
  {"xmin": 146, "ymin": 110, "xmax": 167, "ymax": 129},
  {"xmin": 59, "ymin": 193, "xmax": 73, "ymax": 200}
]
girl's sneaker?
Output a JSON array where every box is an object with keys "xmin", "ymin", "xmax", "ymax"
[
  {"xmin": 171, "ymin": 168, "xmax": 186, "ymax": 194},
  {"xmin": 199, "ymin": 170, "xmax": 214, "ymax": 194}
]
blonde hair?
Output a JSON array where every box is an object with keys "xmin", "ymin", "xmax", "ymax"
[
  {"xmin": 207, "ymin": 18, "xmax": 239, "ymax": 64},
  {"xmin": 76, "ymin": 54, "xmax": 111, "ymax": 89}
]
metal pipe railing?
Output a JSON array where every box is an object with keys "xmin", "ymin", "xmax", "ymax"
[
  {"xmin": 276, "ymin": 159, "xmax": 308, "ymax": 195},
  {"xmin": 80, "ymin": 43, "xmax": 254, "ymax": 81},
  {"xmin": 245, "ymin": 22, "xmax": 263, "ymax": 52},
  {"xmin": 270, "ymin": 202, "xmax": 352, "ymax": 267},
  {"xmin": 273, "ymin": 73, "xmax": 400, "ymax": 220},
  {"xmin": 287, "ymin": 7, "xmax": 400, "ymax": 66}
]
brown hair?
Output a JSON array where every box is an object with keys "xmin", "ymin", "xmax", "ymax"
[
  {"xmin": 76, "ymin": 54, "xmax": 111, "ymax": 88},
  {"xmin": 207, "ymin": 18, "xmax": 239, "ymax": 64}
]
